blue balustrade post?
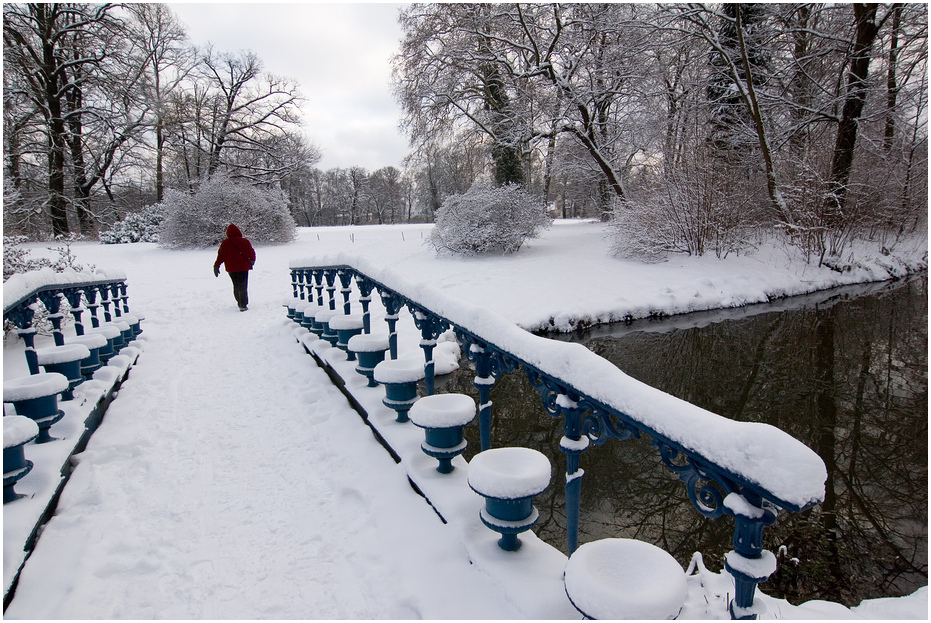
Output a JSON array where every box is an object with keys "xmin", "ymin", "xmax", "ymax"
[
  {"xmin": 291, "ymin": 269, "xmax": 301, "ymax": 299},
  {"xmin": 63, "ymin": 288, "xmax": 86, "ymax": 336},
  {"xmin": 379, "ymin": 290, "xmax": 404, "ymax": 360},
  {"xmin": 38, "ymin": 291, "xmax": 66, "ymax": 346},
  {"xmin": 110, "ymin": 284, "xmax": 123, "ymax": 318},
  {"xmin": 324, "ymin": 269, "xmax": 337, "ymax": 310},
  {"xmin": 118, "ymin": 283, "xmax": 129, "ymax": 314},
  {"xmin": 411, "ymin": 306, "xmax": 449, "ymax": 396},
  {"xmin": 99, "ymin": 285, "xmax": 113, "ymax": 322},
  {"xmin": 724, "ymin": 492, "xmax": 778, "ymax": 620},
  {"xmin": 356, "ymin": 277, "xmax": 375, "ymax": 334},
  {"xmin": 457, "ymin": 331, "xmax": 520, "ymax": 453},
  {"xmin": 313, "ymin": 270, "xmax": 325, "ymax": 306},
  {"xmin": 337, "ymin": 269, "xmax": 353, "ymax": 315},
  {"xmin": 303, "ymin": 270, "xmax": 314, "ymax": 300},
  {"xmin": 6, "ymin": 301, "xmax": 40, "ymax": 374},
  {"xmin": 556, "ymin": 391, "xmax": 586, "ymax": 555},
  {"xmin": 21, "ymin": 329, "xmax": 40, "ymax": 375},
  {"xmin": 472, "ymin": 345, "xmax": 494, "ymax": 451},
  {"xmin": 84, "ymin": 287, "xmax": 101, "ymax": 328}
]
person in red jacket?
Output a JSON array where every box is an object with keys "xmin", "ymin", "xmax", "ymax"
[{"xmin": 213, "ymin": 223, "xmax": 256, "ymax": 311}]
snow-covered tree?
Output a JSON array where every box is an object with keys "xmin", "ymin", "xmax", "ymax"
[
  {"xmin": 428, "ymin": 181, "xmax": 551, "ymax": 256},
  {"xmin": 158, "ymin": 173, "xmax": 296, "ymax": 248}
]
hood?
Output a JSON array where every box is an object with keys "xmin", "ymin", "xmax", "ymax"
[{"xmin": 226, "ymin": 224, "xmax": 242, "ymax": 238}]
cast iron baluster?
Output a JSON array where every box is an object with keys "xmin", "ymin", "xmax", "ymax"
[
  {"xmin": 291, "ymin": 269, "xmax": 301, "ymax": 299},
  {"xmin": 303, "ymin": 270, "xmax": 314, "ymax": 300},
  {"xmin": 313, "ymin": 270, "xmax": 325, "ymax": 306},
  {"xmin": 378, "ymin": 289, "xmax": 404, "ymax": 360},
  {"xmin": 338, "ymin": 269, "xmax": 353, "ymax": 315},
  {"xmin": 110, "ymin": 284, "xmax": 123, "ymax": 317},
  {"xmin": 456, "ymin": 330, "xmax": 519, "ymax": 452},
  {"xmin": 557, "ymin": 390, "xmax": 585, "ymax": 555},
  {"xmin": 99, "ymin": 285, "xmax": 113, "ymax": 322},
  {"xmin": 724, "ymin": 492, "xmax": 778, "ymax": 619},
  {"xmin": 38, "ymin": 291, "xmax": 66, "ymax": 346},
  {"xmin": 356, "ymin": 276, "xmax": 375, "ymax": 334},
  {"xmin": 526, "ymin": 370, "xmax": 587, "ymax": 554},
  {"xmin": 119, "ymin": 283, "xmax": 129, "ymax": 314},
  {"xmin": 410, "ymin": 305, "xmax": 449, "ymax": 396},
  {"xmin": 85, "ymin": 287, "xmax": 101, "ymax": 328},
  {"xmin": 7, "ymin": 299, "xmax": 40, "ymax": 374},
  {"xmin": 324, "ymin": 269, "xmax": 337, "ymax": 310},
  {"xmin": 63, "ymin": 288, "xmax": 86, "ymax": 336}
]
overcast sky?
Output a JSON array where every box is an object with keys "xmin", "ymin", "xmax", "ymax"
[{"xmin": 167, "ymin": 2, "xmax": 410, "ymax": 172}]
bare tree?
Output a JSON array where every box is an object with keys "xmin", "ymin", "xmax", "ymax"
[
  {"xmin": 124, "ymin": 3, "xmax": 193, "ymax": 203},
  {"xmin": 3, "ymin": 3, "xmax": 122, "ymax": 235},
  {"xmin": 184, "ymin": 46, "xmax": 305, "ymax": 182}
]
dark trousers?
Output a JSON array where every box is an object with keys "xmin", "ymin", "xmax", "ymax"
[{"xmin": 229, "ymin": 271, "xmax": 249, "ymax": 308}]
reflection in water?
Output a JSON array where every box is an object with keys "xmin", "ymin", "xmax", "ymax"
[{"xmin": 438, "ymin": 276, "xmax": 927, "ymax": 607}]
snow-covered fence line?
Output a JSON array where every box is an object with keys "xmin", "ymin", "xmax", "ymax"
[
  {"xmin": 289, "ymin": 253, "xmax": 828, "ymax": 618},
  {"xmin": 4, "ymin": 267, "xmax": 132, "ymax": 375}
]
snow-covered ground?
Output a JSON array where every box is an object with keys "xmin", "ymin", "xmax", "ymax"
[{"xmin": 3, "ymin": 221, "xmax": 927, "ymax": 619}]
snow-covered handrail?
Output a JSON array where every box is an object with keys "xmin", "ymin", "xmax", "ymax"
[
  {"xmin": 289, "ymin": 254, "xmax": 828, "ymax": 619},
  {"xmin": 4, "ymin": 267, "xmax": 131, "ymax": 374}
]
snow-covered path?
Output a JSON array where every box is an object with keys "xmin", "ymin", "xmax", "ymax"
[{"xmin": 6, "ymin": 245, "xmax": 522, "ymax": 619}]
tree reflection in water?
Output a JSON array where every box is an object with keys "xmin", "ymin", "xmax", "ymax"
[{"xmin": 436, "ymin": 276, "xmax": 927, "ymax": 607}]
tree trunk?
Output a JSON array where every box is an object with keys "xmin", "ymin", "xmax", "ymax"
[
  {"xmin": 734, "ymin": 5, "xmax": 794, "ymax": 227},
  {"xmin": 40, "ymin": 6, "xmax": 70, "ymax": 236},
  {"xmin": 156, "ymin": 121, "xmax": 165, "ymax": 202},
  {"xmin": 884, "ymin": 4, "xmax": 902, "ymax": 151},
  {"xmin": 823, "ymin": 4, "xmax": 881, "ymax": 229}
]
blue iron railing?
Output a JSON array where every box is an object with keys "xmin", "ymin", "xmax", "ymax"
[
  {"xmin": 4, "ymin": 269, "xmax": 133, "ymax": 375},
  {"xmin": 289, "ymin": 258, "xmax": 827, "ymax": 619}
]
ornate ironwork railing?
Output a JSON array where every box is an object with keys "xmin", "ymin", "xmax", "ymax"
[
  {"xmin": 289, "ymin": 257, "xmax": 827, "ymax": 619},
  {"xmin": 4, "ymin": 268, "xmax": 132, "ymax": 375}
]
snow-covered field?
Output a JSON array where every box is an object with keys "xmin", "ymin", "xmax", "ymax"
[{"xmin": 3, "ymin": 221, "xmax": 927, "ymax": 618}]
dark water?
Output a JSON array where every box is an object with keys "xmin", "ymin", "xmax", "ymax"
[{"xmin": 436, "ymin": 275, "xmax": 927, "ymax": 607}]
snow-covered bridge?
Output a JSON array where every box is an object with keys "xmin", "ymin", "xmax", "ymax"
[{"xmin": 3, "ymin": 227, "xmax": 925, "ymax": 619}]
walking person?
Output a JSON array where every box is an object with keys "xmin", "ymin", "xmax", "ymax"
[{"xmin": 214, "ymin": 224, "xmax": 256, "ymax": 311}]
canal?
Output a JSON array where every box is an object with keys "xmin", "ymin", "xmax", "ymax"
[{"xmin": 437, "ymin": 274, "xmax": 927, "ymax": 607}]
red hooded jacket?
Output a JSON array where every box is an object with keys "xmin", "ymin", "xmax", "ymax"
[{"xmin": 214, "ymin": 224, "xmax": 256, "ymax": 273}]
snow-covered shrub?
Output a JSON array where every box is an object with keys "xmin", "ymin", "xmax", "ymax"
[
  {"xmin": 428, "ymin": 182, "xmax": 551, "ymax": 256},
  {"xmin": 100, "ymin": 203, "xmax": 166, "ymax": 244},
  {"xmin": 4, "ymin": 236, "xmax": 44, "ymax": 281},
  {"xmin": 609, "ymin": 169, "xmax": 754, "ymax": 262},
  {"xmin": 4, "ymin": 234, "xmax": 94, "ymax": 281},
  {"xmin": 159, "ymin": 173, "xmax": 297, "ymax": 248}
]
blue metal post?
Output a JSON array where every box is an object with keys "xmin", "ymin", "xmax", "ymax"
[
  {"xmin": 412, "ymin": 309, "xmax": 448, "ymax": 396},
  {"xmin": 337, "ymin": 269, "xmax": 353, "ymax": 315},
  {"xmin": 356, "ymin": 277, "xmax": 375, "ymax": 334},
  {"xmin": 110, "ymin": 284, "xmax": 123, "ymax": 318},
  {"xmin": 38, "ymin": 291, "xmax": 65, "ymax": 346},
  {"xmin": 472, "ymin": 345, "xmax": 494, "ymax": 451},
  {"xmin": 64, "ymin": 289, "xmax": 86, "ymax": 336},
  {"xmin": 379, "ymin": 291, "xmax": 403, "ymax": 360},
  {"xmin": 725, "ymin": 492, "xmax": 777, "ymax": 620},
  {"xmin": 313, "ymin": 270, "xmax": 325, "ymax": 306},
  {"xmin": 85, "ymin": 288, "xmax": 100, "ymax": 328},
  {"xmin": 119, "ymin": 283, "xmax": 129, "ymax": 314},
  {"xmin": 99, "ymin": 285, "xmax": 113, "ymax": 322},
  {"xmin": 324, "ymin": 269, "xmax": 337, "ymax": 310},
  {"xmin": 291, "ymin": 269, "xmax": 301, "ymax": 299},
  {"xmin": 558, "ymin": 392, "xmax": 584, "ymax": 555}
]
